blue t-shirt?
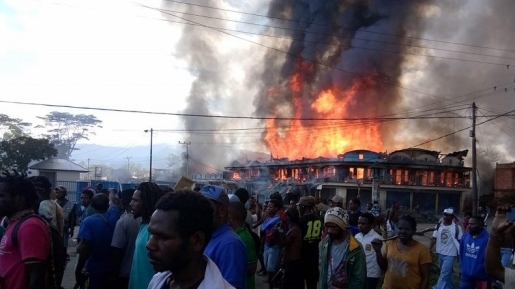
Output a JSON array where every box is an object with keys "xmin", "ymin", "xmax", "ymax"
[
  {"xmin": 77, "ymin": 206, "xmax": 120, "ymax": 274},
  {"xmin": 128, "ymin": 223, "xmax": 155, "ymax": 289},
  {"xmin": 459, "ymin": 229, "xmax": 490, "ymax": 280},
  {"xmin": 204, "ymin": 223, "xmax": 248, "ymax": 289}
]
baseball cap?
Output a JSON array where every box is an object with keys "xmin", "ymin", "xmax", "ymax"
[
  {"xmin": 443, "ymin": 208, "xmax": 454, "ymax": 215},
  {"xmin": 330, "ymin": 195, "xmax": 344, "ymax": 204},
  {"xmin": 228, "ymin": 194, "xmax": 241, "ymax": 203},
  {"xmin": 200, "ymin": 185, "xmax": 229, "ymax": 206},
  {"xmin": 297, "ymin": 196, "xmax": 314, "ymax": 207}
]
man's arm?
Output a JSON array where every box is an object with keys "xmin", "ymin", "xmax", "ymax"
[
  {"xmin": 429, "ymin": 237, "xmax": 436, "ymax": 251},
  {"xmin": 314, "ymin": 190, "xmax": 321, "ymax": 205},
  {"xmin": 485, "ymin": 206, "xmax": 512, "ymax": 281},
  {"xmin": 372, "ymin": 239, "xmax": 387, "ymax": 271},
  {"xmin": 75, "ymin": 240, "xmax": 91, "ymax": 284},
  {"xmin": 25, "ymin": 261, "xmax": 46, "ymax": 289},
  {"xmin": 69, "ymin": 204, "xmax": 77, "ymax": 237},
  {"xmin": 418, "ymin": 263, "xmax": 430, "ymax": 289},
  {"xmin": 19, "ymin": 219, "xmax": 51, "ymax": 289}
]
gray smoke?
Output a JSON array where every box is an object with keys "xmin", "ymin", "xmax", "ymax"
[
  {"xmin": 160, "ymin": 0, "xmax": 515, "ymax": 180},
  {"xmin": 160, "ymin": 0, "xmax": 267, "ymax": 176}
]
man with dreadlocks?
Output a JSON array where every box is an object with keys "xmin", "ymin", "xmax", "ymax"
[
  {"xmin": 128, "ymin": 182, "xmax": 165, "ymax": 289},
  {"xmin": 0, "ymin": 171, "xmax": 50, "ymax": 289}
]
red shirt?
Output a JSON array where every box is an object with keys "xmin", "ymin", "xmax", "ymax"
[{"xmin": 0, "ymin": 217, "xmax": 50, "ymax": 289}]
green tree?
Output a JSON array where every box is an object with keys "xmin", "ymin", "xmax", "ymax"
[
  {"xmin": 0, "ymin": 136, "xmax": 57, "ymax": 171},
  {"xmin": 0, "ymin": 114, "xmax": 31, "ymax": 140},
  {"xmin": 37, "ymin": 112, "xmax": 102, "ymax": 159}
]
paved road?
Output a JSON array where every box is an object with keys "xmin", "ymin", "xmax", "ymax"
[{"xmin": 60, "ymin": 223, "xmax": 442, "ymax": 289}]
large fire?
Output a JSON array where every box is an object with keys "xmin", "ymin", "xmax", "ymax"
[{"xmin": 264, "ymin": 61, "xmax": 384, "ymax": 159}]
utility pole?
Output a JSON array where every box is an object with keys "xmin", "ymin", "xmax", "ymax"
[
  {"xmin": 145, "ymin": 129, "xmax": 153, "ymax": 182},
  {"xmin": 124, "ymin": 156, "xmax": 132, "ymax": 174},
  {"xmin": 87, "ymin": 158, "xmax": 91, "ymax": 181},
  {"xmin": 471, "ymin": 102, "xmax": 478, "ymax": 215},
  {"xmin": 179, "ymin": 141, "xmax": 192, "ymax": 178}
]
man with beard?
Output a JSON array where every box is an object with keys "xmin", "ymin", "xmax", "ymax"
[
  {"xmin": 459, "ymin": 216, "xmax": 490, "ymax": 288},
  {"xmin": 147, "ymin": 190, "xmax": 234, "ymax": 289},
  {"xmin": 128, "ymin": 182, "xmax": 165, "ymax": 289},
  {"xmin": 319, "ymin": 207, "xmax": 366, "ymax": 289},
  {"xmin": 298, "ymin": 196, "xmax": 322, "ymax": 289}
]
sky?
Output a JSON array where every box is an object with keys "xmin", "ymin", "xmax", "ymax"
[
  {"xmin": 0, "ymin": 0, "xmax": 197, "ymax": 148},
  {"xmin": 2, "ymin": 0, "xmax": 515, "ymax": 173}
]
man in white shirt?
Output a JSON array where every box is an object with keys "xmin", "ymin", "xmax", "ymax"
[
  {"xmin": 355, "ymin": 212, "xmax": 383, "ymax": 289},
  {"xmin": 146, "ymin": 190, "xmax": 234, "ymax": 289},
  {"xmin": 430, "ymin": 208, "xmax": 463, "ymax": 289}
]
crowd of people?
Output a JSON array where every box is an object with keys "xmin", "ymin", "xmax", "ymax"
[{"xmin": 1, "ymin": 171, "xmax": 515, "ymax": 289}]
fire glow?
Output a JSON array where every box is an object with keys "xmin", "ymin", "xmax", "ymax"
[{"xmin": 264, "ymin": 61, "xmax": 384, "ymax": 159}]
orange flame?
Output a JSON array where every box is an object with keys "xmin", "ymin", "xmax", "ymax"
[{"xmin": 264, "ymin": 62, "xmax": 383, "ymax": 159}]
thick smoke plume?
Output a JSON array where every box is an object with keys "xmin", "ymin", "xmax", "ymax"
[
  {"xmin": 161, "ymin": 0, "xmax": 515, "ymax": 181},
  {"xmin": 160, "ymin": 0, "xmax": 267, "ymax": 176}
]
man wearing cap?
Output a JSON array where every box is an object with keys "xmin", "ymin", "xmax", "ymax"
[
  {"xmin": 298, "ymin": 196, "xmax": 323, "ymax": 289},
  {"xmin": 430, "ymin": 208, "xmax": 463, "ymax": 289},
  {"xmin": 319, "ymin": 207, "xmax": 366, "ymax": 289},
  {"xmin": 200, "ymin": 185, "xmax": 248, "ymax": 289},
  {"xmin": 315, "ymin": 191, "xmax": 344, "ymax": 215}
]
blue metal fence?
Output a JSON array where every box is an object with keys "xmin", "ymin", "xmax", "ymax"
[{"xmin": 52, "ymin": 181, "xmax": 139, "ymax": 207}]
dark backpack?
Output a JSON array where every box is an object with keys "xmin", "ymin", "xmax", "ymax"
[{"xmin": 12, "ymin": 214, "xmax": 66, "ymax": 289}]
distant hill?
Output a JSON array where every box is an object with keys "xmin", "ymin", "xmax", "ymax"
[
  {"xmin": 71, "ymin": 143, "xmax": 174, "ymax": 169},
  {"xmin": 71, "ymin": 144, "xmax": 271, "ymax": 171}
]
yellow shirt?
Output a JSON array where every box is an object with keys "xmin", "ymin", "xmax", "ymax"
[{"xmin": 382, "ymin": 239, "xmax": 432, "ymax": 289}]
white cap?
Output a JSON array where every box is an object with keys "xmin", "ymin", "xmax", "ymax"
[{"xmin": 443, "ymin": 208, "xmax": 454, "ymax": 215}]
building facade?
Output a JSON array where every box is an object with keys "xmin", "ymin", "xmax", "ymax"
[
  {"xmin": 494, "ymin": 162, "xmax": 515, "ymax": 199},
  {"xmin": 225, "ymin": 148, "xmax": 471, "ymax": 214}
]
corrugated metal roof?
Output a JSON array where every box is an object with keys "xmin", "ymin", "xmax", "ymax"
[{"xmin": 29, "ymin": 158, "xmax": 88, "ymax": 172}]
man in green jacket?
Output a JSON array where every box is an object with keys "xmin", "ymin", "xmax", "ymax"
[{"xmin": 319, "ymin": 207, "xmax": 366, "ymax": 289}]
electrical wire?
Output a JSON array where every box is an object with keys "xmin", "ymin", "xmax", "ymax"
[
  {"xmin": 147, "ymin": 6, "xmax": 514, "ymax": 66},
  {"xmin": 411, "ymin": 107, "xmax": 515, "ymax": 148},
  {"xmin": 136, "ymin": 3, "xmax": 511, "ymax": 104},
  {"xmin": 162, "ymin": 0, "xmax": 515, "ymax": 54},
  {"xmin": 0, "ymin": 99, "xmax": 491, "ymax": 121}
]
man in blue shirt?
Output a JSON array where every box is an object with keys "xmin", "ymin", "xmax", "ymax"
[
  {"xmin": 201, "ymin": 185, "xmax": 248, "ymax": 289},
  {"xmin": 459, "ymin": 216, "xmax": 490, "ymax": 289},
  {"xmin": 76, "ymin": 193, "xmax": 120, "ymax": 289}
]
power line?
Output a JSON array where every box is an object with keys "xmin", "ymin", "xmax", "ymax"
[
  {"xmin": 48, "ymin": 1, "xmax": 511, "ymax": 67},
  {"xmin": 477, "ymin": 109, "xmax": 515, "ymax": 143},
  {"xmin": 0, "ymin": 99, "xmax": 494, "ymax": 121},
  {"xmin": 148, "ymin": 6, "xmax": 514, "ymax": 66},
  {"xmin": 136, "ymin": 3, "xmax": 512, "ymax": 105},
  {"xmin": 411, "ymin": 107, "xmax": 515, "ymax": 148},
  {"xmin": 162, "ymin": 0, "xmax": 515, "ymax": 54},
  {"xmin": 44, "ymin": 1, "xmax": 515, "ymax": 114}
]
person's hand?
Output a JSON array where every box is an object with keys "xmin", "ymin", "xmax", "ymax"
[
  {"xmin": 492, "ymin": 205, "xmax": 513, "ymax": 235},
  {"xmin": 371, "ymin": 238, "xmax": 383, "ymax": 251}
]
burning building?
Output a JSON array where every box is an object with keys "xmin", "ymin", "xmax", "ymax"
[{"xmin": 225, "ymin": 148, "xmax": 471, "ymax": 214}]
